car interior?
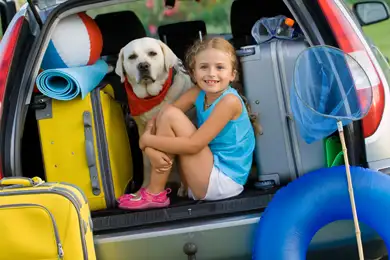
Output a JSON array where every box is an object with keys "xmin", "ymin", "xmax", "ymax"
[{"xmin": 19, "ymin": 0, "xmax": 318, "ymax": 234}]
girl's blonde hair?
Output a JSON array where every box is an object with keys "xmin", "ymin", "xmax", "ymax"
[{"xmin": 184, "ymin": 37, "xmax": 262, "ymax": 135}]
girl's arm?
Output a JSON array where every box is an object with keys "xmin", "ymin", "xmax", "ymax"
[
  {"xmin": 171, "ymin": 86, "xmax": 200, "ymax": 113},
  {"xmin": 141, "ymin": 94, "xmax": 242, "ymax": 155},
  {"xmin": 141, "ymin": 86, "xmax": 199, "ymax": 153}
]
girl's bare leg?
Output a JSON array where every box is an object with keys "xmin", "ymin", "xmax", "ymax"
[{"xmin": 147, "ymin": 105, "xmax": 213, "ymax": 199}]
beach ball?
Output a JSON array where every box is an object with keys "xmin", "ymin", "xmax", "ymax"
[{"xmin": 41, "ymin": 12, "xmax": 103, "ymax": 70}]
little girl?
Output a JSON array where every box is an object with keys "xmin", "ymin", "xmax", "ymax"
[{"xmin": 119, "ymin": 37, "xmax": 260, "ymax": 210}]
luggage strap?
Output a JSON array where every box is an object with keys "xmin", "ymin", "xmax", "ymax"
[{"xmin": 83, "ymin": 111, "xmax": 101, "ymax": 196}]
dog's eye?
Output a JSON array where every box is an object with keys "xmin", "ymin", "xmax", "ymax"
[
  {"xmin": 128, "ymin": 54, "xmax": 137, "ymax": 60},
  {"xmin": 148, "ymin": 51, "xmax": 157, "ymax": 57}
]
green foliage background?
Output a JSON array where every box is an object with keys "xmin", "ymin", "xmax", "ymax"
[
  {"xmin": 85, "ymin": 0, "xmax": 232, "ymax": 36},
  {"xmin": 345, "ymin": 0, "xmax": 390, "ymax": 58},
  {"xmin": 10, "ymin": 0, "xmax": 390, "ymax": 58}
]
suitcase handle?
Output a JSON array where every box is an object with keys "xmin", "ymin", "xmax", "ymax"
[
  {"xmin": 0, "ymin": 176, "xmax": 44, "ymax": 188},
  {"xmin": 83, "ymin": 111, "xmax": 101, "ymax": 196},
  {"xmin": 236, "ymin": 47, "xmax": 255, "ymax": 57}
]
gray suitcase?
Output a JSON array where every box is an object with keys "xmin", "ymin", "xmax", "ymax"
[{"xmin": 237, "ymin": 39, "xmax": 327, "ymax": 188}]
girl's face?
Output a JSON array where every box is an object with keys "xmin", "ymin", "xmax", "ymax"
[{"xmin": 193, "ymin": 48, "xmax": 236, "ymax": 94}]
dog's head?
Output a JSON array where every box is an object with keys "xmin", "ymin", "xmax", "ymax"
[{"xmin": 115, "ymin": 37, "xmax": 178, "ymax": 98}]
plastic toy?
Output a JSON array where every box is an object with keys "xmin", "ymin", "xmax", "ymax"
[
  {"xmin": 253, "ymin": 166, "xmax": 390, "ymax": 260},
  {"xmin": 41, "ymin": 12, "xmax": 103, "ymax": 70}
]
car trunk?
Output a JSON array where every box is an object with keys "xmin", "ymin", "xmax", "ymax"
[
  {"xmin": 19, "ymin": 0, "xmax": 280, "ymax": 234},
  {"xmin": 14, "ymin": 0, "xmax": 386, "ymax": 259},
  {"xmin": 15, "ymin": 0, "xmax": 341, "ymax": 230}
]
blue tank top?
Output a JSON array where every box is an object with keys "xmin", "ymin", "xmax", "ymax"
[{"xmin": 195, "ymin": 86, "xmax": 255, "ymax": 186}]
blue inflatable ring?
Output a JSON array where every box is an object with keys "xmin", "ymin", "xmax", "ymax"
[{"xmin": 253, "ymin": 166, "xmax": 390, "ymax": 259}]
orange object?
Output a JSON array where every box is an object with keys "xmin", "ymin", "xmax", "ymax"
[
  {"xmin": 78, "ymin": 12, "xmax": 103, "ymax": 66},
  {"xmin": 285, "ymin": 18, "xmax": 295, "ymax": 27}
]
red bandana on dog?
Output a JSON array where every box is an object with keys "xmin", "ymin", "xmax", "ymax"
[{"xmin": 124, "ymin": 68, "xmax": 174, "ymax": 116}]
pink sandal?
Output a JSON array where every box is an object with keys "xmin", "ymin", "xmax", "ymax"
[
  {"xmin": 117, "ymin": 187, "xmax": 146, "ymax": 204},
  {"xmin": 118, "ymin": 188, "xmax": 171, "ymax": 210}
]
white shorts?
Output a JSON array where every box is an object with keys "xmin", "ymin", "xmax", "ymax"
[{"xmin": 188, "ymin": 165, "xmax": 244, "ymax": 201}]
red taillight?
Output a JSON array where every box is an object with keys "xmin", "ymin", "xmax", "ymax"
[
  {"xmin": 318, "ymin": 0, "xmax": 385, "ymax": 138},
  {"xmin": 0, "ymin": 16, "xmax": 24, "ymax": 178}
]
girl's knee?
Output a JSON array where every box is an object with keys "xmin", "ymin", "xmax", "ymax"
[{"xmin": 156, "ymin": 104, "xmax": 181, "ymax": 126}]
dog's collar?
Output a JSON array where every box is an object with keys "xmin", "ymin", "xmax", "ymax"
[{"xmin": 124, "ymin": 67, "xmax": 176, "ymax": 116}]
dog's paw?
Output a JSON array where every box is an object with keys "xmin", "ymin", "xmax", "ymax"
[{"xmin": 177, "ymin": 185, "xmax": 188, "ymax": 198}]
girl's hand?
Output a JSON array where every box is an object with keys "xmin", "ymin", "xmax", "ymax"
[
  {"xmin": 139, "ymin": 118, "xmax": 156, "ymax": 150},
  {"xmin": 145, "ymin": 148, "xmax": 173, "ymax": 173}
]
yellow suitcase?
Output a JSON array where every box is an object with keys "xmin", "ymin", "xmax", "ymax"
[
  {"xmin": 34, "ymin": 83, "xmax": 133, "ymax": 211},
  {"xmin": 0, "ymin": 176, "xmax": 96, "ymax": 260}
]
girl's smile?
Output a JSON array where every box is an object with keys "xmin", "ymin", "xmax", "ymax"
[
  {"xmin": 204, "ymin": 79, "xmax": 220, "ymax": 86},
  {"xmin": 194, "ymin": 48, "xmax": 236, "ymax": 94}
]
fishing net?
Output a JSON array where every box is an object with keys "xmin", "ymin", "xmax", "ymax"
[
  {"xmin": 290, "ymin": 45, "xmax": 374, "ymax": 260},
  {"xmin": 290, "ymin": 45, "xmax": 373, "ymax": 144}
]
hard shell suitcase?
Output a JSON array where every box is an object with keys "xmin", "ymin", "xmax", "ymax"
[
  {"xmin": 238, "ymin": 39, "xmax": 327, "ymax": 187},
  {"xmin": 0, "ymin": 176, "xmax": 96, "ymax": 260},
  {"xmin": 34, "ymin": 83, "xmax": 133, "ymax": 211}
]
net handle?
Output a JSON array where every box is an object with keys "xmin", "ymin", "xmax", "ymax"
[{"xmin": 337, "ymin": 120, "xmax": 364, "ymax": 260}]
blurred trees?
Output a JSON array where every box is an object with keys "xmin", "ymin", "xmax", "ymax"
[{"xmin": 85, "ymin": 0, "xmax": 232, "ymax": 36}]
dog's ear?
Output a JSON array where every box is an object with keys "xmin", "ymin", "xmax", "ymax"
[
  {"xmin": 158, "ymin": 40, "xmax": 177, "ymax": 72},
  {"xmin": 115, "ymin": 48, "xmax": 126, "ymax": 83}
]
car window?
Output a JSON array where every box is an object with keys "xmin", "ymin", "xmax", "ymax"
[
  {"xmin": 343, "ymin": 0, "xmax": 390, "ymax": 61},
  {"xmin": 87, "ymin": 0, "xmax": 232, "ymax": 38}
]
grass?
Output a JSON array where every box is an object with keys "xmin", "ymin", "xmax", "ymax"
[{"xmin": 362, "ymin": 19, "xmax": 390, "ymax": 58}]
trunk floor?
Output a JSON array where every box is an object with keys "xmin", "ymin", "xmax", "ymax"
[{"xmin": 91, "ymin": 185, "xmax": 278, "ymax": 233}]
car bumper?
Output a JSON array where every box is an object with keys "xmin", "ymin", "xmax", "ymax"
[{"xmin": 94, "ymin": 213, "xmax": 385, "ymax": 259}]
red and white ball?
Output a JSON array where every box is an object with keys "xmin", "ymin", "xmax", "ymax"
[{"xmin": 41, "ymin": 12, "xmax": 103, "ymax": 69}]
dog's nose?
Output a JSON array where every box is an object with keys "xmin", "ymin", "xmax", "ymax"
[{"xmin": 137, "ymin": 62, "xmax": 150, "ymax": 71}]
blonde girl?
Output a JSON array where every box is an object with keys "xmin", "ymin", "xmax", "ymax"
[{"xmin": 119, "ymin": 37, "xmax": 260, "ymax": 210}]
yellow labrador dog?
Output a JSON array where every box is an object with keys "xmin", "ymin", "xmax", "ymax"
[{"xmin": 115, "ymin": 37, "xmax": 194, "ymax": 197}]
